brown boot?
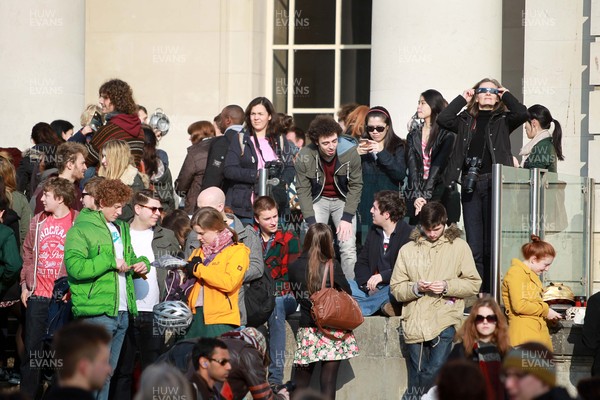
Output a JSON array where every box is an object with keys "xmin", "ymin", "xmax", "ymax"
[{"xmin": 380, "ymin": 302, "xmax": 401, "ymax": 317}]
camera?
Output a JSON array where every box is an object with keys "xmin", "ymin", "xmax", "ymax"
[
  {"xmin": 265, "ymin": 160, "xmax": 284, "ymax": 180},
  {"xmin": 463, "ymin": 157, "xmax": 482, "ymax": 193},
  {"xmin": 89, "ymin": 111, "xmax": 104, "ymax": 132}
]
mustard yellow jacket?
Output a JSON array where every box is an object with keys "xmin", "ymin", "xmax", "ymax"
[
  {"xmin": 502, "ymin": 258, "xmax": 552, "ymax": 350},
  {"xmin": 187, "ymin": 243, "xmax": 250, "ymax": 326}
]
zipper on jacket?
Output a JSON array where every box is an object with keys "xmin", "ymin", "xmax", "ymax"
[
  {"xmin": 314, "ymin": 155, "xmax": 325, "ymax": 199},
  {"xmin": 225, "ymin": 294, "xmax": 232, "ymax": 310},
  {"xmin": 333, "ymin": 161, "xmax": 351, "ymax": 199}
]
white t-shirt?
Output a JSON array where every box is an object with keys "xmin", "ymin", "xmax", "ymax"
[
  {"xmin": 107, "ymin": 222, "xmax": 128, "ymax": 312},
  {"xmin": 130, "ymin": 228, "xmax": 159, "ymax": 312}
]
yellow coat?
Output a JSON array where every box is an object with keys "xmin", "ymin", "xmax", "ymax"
[
  {"xmin": 187, "ymin": 243, "xmax": 250, "ymax": 326},
  {"xmin": 501, "ymin": 258, "xmax": 552, "ymax": 350}
]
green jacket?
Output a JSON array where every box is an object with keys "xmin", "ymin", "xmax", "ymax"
[
  {"xmin": 523, "ymin": 137, "xmax": 557, "ymax": 173},
  {"xmin": 0, "ymin": 224, "xmax": 22, "ymax": 296},
  {"xmin": 64, "ymin": 208, "xmax": 150, "ymax": 318},
  {"xmin": 294, "ymin": 135, "xmax": 363, "ymax": 224}
]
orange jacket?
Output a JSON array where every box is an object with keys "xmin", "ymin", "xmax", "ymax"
[{"xmin": 187, "ymin": 243, "xmax": 250, "ymax": 326}]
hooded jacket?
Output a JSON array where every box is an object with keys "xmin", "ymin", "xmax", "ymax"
[
  {"xmin": 187, "ymin": 243, "xmax": 250, "ymax": 326},
  {"xmin": 184, "ymin": 213, "xmax": 263, "ymax": 326},
  {"xmin": 390, "ymin": 225, "xmax": 481, "ymax": 344},
  {"xmin": 294, "ymin": 135, "xmax": 363, "ymax": 224},
  {"xmin": 20, "ymin": 210, "xmax": 78, "ymax": 293},
  {"xmin": 86, "ymin": 113, "xmax": 145, "ymax": 168},
  {"xmin": 64, "ymin": 208, "xmax": 150, "ymax": 318}
]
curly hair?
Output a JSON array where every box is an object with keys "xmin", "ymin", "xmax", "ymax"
[
  {"xmin": 95, "ymin": 179, "xmax": 133, "ymax": 208},
  {"xmin": 307, "ymin": 115, "xmax": 343, "ymax": 144},
  {"xmin": 43, "ymin": 177, "xmax": 76, "ymax": 209},
  {"xmin": 454, "ymin": 297, "xmax": 510, "ymax": 358},
  {"xmin": 98, "ymin": 79, "xmax": 137, "ymax": 115}
]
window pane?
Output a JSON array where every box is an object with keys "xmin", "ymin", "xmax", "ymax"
[
  {"xmin": 294, "ymin": 0, "xmax": 335, "ymax": 44},
  {"xmin": 274, "ymin": 0, "xmax": 289, "ymax": 44},
  {"xmin": 341, "ymin": 49, "xmax": 371, "ymax": 105},
  {"xmin": 342, "ymin": 0, "xmax": 372, "ymax": 44},
  {"xmin": 294, "ymin": 50, "xmax": 335, "ymax": 108},
  {"xmin": 293, "ymin": 113, "xmax": 331, "ymax": 134},
  {"xmin": 273, "ymin": 50, "xmax": 288, "ymax": 113}
]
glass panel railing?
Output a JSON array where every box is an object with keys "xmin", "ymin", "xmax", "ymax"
[
  {"xmin": 540, "ymin": 171, "xmax": 590, "ymax": 297},
  {"xmin": 497, "ymin": 166, "xmax": 532, "ymax": 283}
]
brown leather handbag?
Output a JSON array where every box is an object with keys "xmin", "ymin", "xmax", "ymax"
[{"xmin": 310, "ymin": 261, "xmax": 364, "ymax": 340}]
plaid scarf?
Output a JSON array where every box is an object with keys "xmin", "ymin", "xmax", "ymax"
[{"xmin": 202, "ymin": 229, "xmax": 234, "ymax": 265}]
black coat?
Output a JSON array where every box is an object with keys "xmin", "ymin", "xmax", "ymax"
[
  {"xmin": 201, "ymin": 128, "xmax": 239, "ymax": 193},
  {"xmin": 406, "ymin": 126, "xmax": 455, "ymax": 201},
  {"xmin": 354, "ymin": 221, "xmax": 412, "ymax": 287},
  {"xmin": 437, "ymin": 92, "xmax": 528, "ymax": 187},
  {"xmin": 582, "ymin": 291, "xmax": 600, "ymax": 376},
  {"xmin": 223, "ymin": 129, "xmax": 294, "ymax": 219},
  {"xmin": 288, "ymin": 253, "xmax": 350, "ymax": 328}
]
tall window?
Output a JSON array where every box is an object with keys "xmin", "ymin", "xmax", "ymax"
[{"xmin": 268, "ymin": 0, "xmax": 372, "ymax": 130}]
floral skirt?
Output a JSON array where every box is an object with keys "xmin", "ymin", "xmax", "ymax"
[{"xmin": 293, "ymin": 327, "xmax": 359, "ymax": 365}]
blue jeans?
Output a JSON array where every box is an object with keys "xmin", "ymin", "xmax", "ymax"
[
  {"xmin": 403, "ymin": 326, "xmax": 455, "ymax": 399},
  {"xmin": 461, "ymin": 174, "xmax": 492, "ymax": 293},
  {"xmin": 268, "ymin": 294, "xmax": 297, "ymax": 385},
  {"xmin": 349, "ymin": 280, "xmax": 390, "ymax": 316},
  {"xmin": 85, "ymin": 312, "xmax": 129, "ymax": 400}
]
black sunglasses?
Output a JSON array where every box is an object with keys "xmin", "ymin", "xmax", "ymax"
[
  {"xmin": 138, "ymin": 204, "xmax": 164, "ymax": 214},
  {"xmin": 366, "ymin": 125, "xmax": 386, "ymax": 133},
  {"xmin": 475, "ymin": 87, "xmax": 499, "ymax": 95},
  {"xmin": 81, "ymin": 193, "xmax": 91, "ymax": 199},
  {"xmin": 209, "ymin": 357, "xmax": 230, "ymax": 366},
  {"xmin": 475, "ymin": 314, "xmax": 497, "ymax": 324}
]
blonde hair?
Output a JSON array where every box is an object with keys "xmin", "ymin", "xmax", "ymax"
[
  {"xmin": 80, "ymin": 104, "xmax": 102, "ymax": 126},
  {"xmin": 98, "ymin": 140, "xmax": 134, "ymax": 180}
]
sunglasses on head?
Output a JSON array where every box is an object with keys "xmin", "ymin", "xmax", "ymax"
[
  {"xmin": 366, "ymin": 125, "xmax": 386, "ymax": 133},
  {"xmin": 476, "ymin": 87, "xmax": 500, "ymax": 95},
  {"xmin": 475, "ymin": 314, "xmax": 497, "ymax": 324}
]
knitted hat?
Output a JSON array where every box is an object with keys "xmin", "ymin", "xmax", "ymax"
[
  {"xmin": 240, "ymin": 327, "xmax": 267, "ymax": 360},
  {"xmin": 502, "ymin": 342, "xmax": 556, "ymax": 387}
]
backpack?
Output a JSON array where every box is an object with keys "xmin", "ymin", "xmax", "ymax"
[
  {"xmin": 164, "ymin": 269, "xmax": 196, "ymax": 302},
  {"xmin": 244, "ymin": 270, "xmax": 276, "ymax": 328}
]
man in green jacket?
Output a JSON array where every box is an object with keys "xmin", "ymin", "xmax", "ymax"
[{"xmin": 64, "ymin": 179, "xmax": 149, "ymax": 400}]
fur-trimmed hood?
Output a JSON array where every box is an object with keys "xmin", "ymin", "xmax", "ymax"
[{"xmin": 409, "ymin": 223, "xmax": 462, "ymax": 244}]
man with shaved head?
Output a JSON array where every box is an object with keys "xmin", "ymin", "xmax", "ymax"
[
  {"xmin": 184, "ymin": 186, "xmax": 263, "ymax": 327},
  {"xmin": 201, "ymin": 105, "xmax": 245, "ymax": 191}
]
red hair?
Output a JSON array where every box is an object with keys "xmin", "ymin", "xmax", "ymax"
[
  {"xmin": 521, "ymin": 234, "xmax": 556, "ymax": 260},
  {"xmin": 455, "ymin": 297, "xmax": 511, "ymax": 357}
]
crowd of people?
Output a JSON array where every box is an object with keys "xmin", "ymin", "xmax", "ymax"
[{"xmin": 0, "ymin": 76, "xmax": 594, "ymax": 400}]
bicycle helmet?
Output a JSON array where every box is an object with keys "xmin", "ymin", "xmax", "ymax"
[{"xmin": 153, "ymin": 301, "xmax": 193, "ymax": 328}]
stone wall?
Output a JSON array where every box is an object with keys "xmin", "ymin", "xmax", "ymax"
[{"xmin": 281, "ymin": 316, "xmax": 593, "ymax": 399}]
